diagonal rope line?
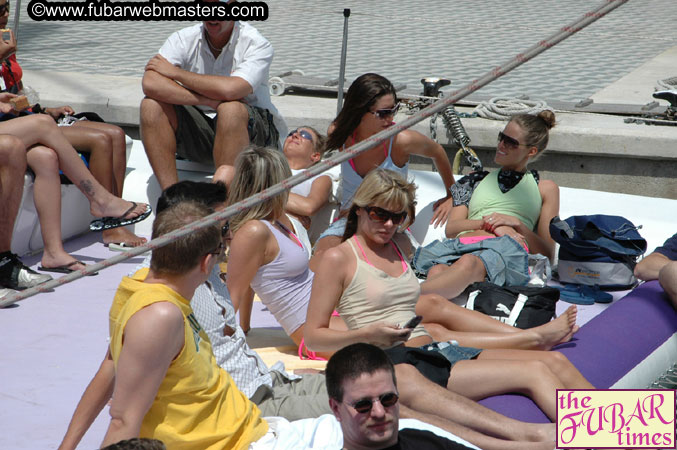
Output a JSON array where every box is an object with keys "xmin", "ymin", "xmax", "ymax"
[{"xmin": 0, "ymin": 0, "xmax": 629, "ymax": 308}]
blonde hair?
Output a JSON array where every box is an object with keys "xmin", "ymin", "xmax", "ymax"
[
  {"xmin": 226, "ymin": 146, "xmax": 292, "ymax": 232},
  {"xmin": 510, "ymin": 110, "xmax": 556, "ymax": 162},
  {"xmin": 342, "ymin": 169, "xmax": 416, "ymax": 241}
]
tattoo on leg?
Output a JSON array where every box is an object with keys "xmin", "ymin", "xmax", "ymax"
[{"xmin": 79, "ymin": 180, "xmax": 96, "ymax": 197}]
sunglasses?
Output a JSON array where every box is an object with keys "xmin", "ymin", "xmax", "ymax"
[
  {"xmin": 370, "ymin": 103, "xmax": 400, "ymax": 120},
  {"xmin": 498, "ymin": 131, "xmax": 528, "ymax": 150},
  {"xmin": 208, "ymin": 242, "xmax": 225, "ymax": 259},
  {"xmin": 0, "ymin": 1, "xmax": 9, "ymax": 15},
  {"xmin": 364, "ymin": 206, "xmax": 407, "ymax": 225},
  {"xmin": 221, "ymin": 222, "xmax": 230, "ymax": 237},
  {"xmin": 287, "ymin": 128, "xmax": 314, "ymax": 142},
  {"xmin": 348, "ymin": 392, "xmax": 399, "ymax": 414}
]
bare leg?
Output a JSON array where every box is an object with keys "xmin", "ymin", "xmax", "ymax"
[
  {"xmin": 27, "ymin": 146, "xmax": 86, "ymax": 270},
  {"xmin": 421, "ymin": 254, "xmax": 486, "ymax": 299},
  {"xmin": 418, "ymin": 294, "xmax": 579, "ymax": 350},
  {"xmin": 0, "ymin": 135, "xmax": 26, "ymax": 252},
  {"xmin": 395, "ymin": 364, "xmax": 555, "ymax": 449},
  {"xmin": 140, "ymin": 97, "xmax": 179, "ymax": 190},
  {"xmin": 0, "ymin": 115, "xmax": 148, "ymax": 219},
  {"xmin": 448, "ymin": 358, "xmax": 564, "ymax": 420},
  {"xmin": 64, "ymin": 123, "xmax": 146, "ymax": 247},
  {"xmin": 309, "ymin": 235, "xmax": 342, "ymax": 272},
  {"xmin": 212, "ymin": 101, "xmax": 250, "ymax": 179}
]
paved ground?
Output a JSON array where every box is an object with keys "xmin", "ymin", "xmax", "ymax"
[{"xmin": 13, "ymin": 0, "xmax": 677, "ymax": 102}]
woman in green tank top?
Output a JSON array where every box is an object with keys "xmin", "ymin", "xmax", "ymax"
[{"xmin": 418, "ymin": 111, "xmax": 560, "ymax": 302}]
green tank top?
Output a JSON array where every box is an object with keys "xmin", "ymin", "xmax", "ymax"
[{"xmin": 467, "ymin": 170, "xmax": 542, "ymax": 231}]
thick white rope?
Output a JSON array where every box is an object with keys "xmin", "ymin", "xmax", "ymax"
[
  {"xmin": 656, "ymin": 76, "xmax": 677, "ymax": 90},
  {"xmin": 474, "ymin": 97, "xmax": 552, "ymax": 120},
  {"xmin": 0, "ymin": 0, "xmax": 629, "ymax": 307}
]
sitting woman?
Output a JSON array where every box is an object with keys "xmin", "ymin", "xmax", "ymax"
[
  {"xmin": 304, "ymin": 169, "xmax": 592, "ymax": 421},
  {"xmin": 0, "ymin": 23, "xmax": 145, "ymax": 248},
  {"xmin": 415, "ymin": 110, "xmax": 560, "ymax": 304},
  {"xmin": 283, "ymin": 126, "xmax": 333, "ymax": 242},
  {"xmin": 225, "ymin": 146, "xmax": 345, "ymax": 354},
  {"xmin": 310, "ymin": 73, "xmax": 455, "ymax": 270}
]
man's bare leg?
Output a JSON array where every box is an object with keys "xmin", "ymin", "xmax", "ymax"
[
  {"xmin": 212, "ymin": 100, "xmax": 250, "ymax": 187},
  {"xmin": 140, "ymin": 97, "xmax": 180, "ymax": 190},
  {"xmin": 395, "ymin": 364, "xmax": 555, "ymax": 449},
  {"xmin": 0, "ymin": 135, "xmax": 26, "ymax": 252}
]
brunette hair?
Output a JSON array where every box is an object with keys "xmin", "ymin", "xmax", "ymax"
[
  {"xmin": 226, "ymin": 146, "xmax": 292, "ymax": 232},
  {"xmin": 326, "ymin": 73, "xmax": 398, "ymax": 151},
  {"xmin": 510, "ymin": 110, "xmax": 556, "ymax": 160},
  {"xmin": 342, "ymin": 169, "xmax": 416, "ymax": 241}
]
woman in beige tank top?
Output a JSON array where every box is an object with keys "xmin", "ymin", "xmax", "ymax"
[{"xmin": 305, "ymin": 169, "xmax": 593, "ymax": 421}]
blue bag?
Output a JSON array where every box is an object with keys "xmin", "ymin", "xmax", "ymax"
[{"xmin": 549, "ymin": 215, "xmax": 647, "ymax": 290}]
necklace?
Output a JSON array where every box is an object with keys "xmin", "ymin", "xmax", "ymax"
[{"xmin": 204, "ymin": 31, "xmax": 224, "ymax": 55}]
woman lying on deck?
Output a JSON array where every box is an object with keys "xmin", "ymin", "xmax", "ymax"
[{"xmin": 304, "ymin": 168, "xmax": 593, "ymax": 421}]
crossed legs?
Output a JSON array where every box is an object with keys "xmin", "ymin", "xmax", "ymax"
[{"xmin": 0, "ymin": 114, "xmax": 148, "ymax": 220}]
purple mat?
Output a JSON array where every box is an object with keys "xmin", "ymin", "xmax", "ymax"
[{"xmin": 478, "ymin": 281, "xmax": 677, "ymax": 423}]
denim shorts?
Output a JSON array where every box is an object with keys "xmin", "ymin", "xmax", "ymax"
[
  {"xmin": 411, "ymin": 235, "xmax": 530, "ymax": 287},
  {"xmin": 422, "ymin": 341, "xmax": 482, "ymax": 368},
  {"xmin": 315, "ymin": 216, "xmax": 347, "ymax": 244}
]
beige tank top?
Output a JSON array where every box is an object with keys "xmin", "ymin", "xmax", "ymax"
[{"xmin": 336, "ymin": 238, "xmax": 430, "ymax": 344}]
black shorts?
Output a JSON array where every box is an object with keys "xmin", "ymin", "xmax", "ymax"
[
  {"xmin": 174, "ymin": 103, "xmax": 280, "ymax": 164},
  {"xmin": 385, "ymin": 345, "xmax": 452, "ymax": 388}
]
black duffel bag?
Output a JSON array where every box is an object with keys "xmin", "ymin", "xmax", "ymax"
[{"xmin": 463, "ymin": 282, "xmax": 559, "ymax": 329}]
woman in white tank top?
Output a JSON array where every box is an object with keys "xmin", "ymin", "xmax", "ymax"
[
  {"xmin": 305, "ymin": 169, "xmax": 593, "ymax": 421},
  {"xmin": 226, "ymin": 146, "xmax": 346, "ymax": 357},
  {"xmin": 310, "ymin": 73, "xmax": 457, "ymax": 271}
]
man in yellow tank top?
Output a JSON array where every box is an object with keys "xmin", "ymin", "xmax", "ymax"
[{"xmin": 102, "ymin": 201, "xmax": 267, "ymax": 449}]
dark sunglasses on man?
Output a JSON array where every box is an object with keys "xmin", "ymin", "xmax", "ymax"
[
  {"xmin": 0, "ymin": 1, "xmax": 10, "ymax": 15},
  {"xmin": 347, "ymin": 392, "xmax": 399, "ymax": 414}
]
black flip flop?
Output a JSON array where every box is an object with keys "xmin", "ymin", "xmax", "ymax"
[
  {"xmin": 38, "ymin": 260, "xmax": 99, "ymax": 276},
  {"xmin": 90, "ymin": 203, "xmax": 152, "ymax": 232}
]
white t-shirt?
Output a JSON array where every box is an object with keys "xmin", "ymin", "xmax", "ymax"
[
  {"xmin": 159, "ymin": 22, "xmax": 287, "ymax": 147},
  {"xmin": 290, "ymin": 168, "xmax": 331, "ymax": 197}
]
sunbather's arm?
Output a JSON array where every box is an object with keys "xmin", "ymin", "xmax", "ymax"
[
  {"xmin": 635, "ymin": 252, "xmax": 670, "ymax": 281},
  {"xmin": 399, "ymin": 130, "xmax": 455, "ymax": 228},
  {"xmin": 285, "ymin": 175, "xmax": 332, "ymax": 218},
  {"xmin": 444, "ymin": 204, "xmax": 484, "ymax": 239},
  {"xmin": 58, "ymin": 349, "xmax": 115, "ymax": 450},
  {"xmin": 142, "ymin": 66, "xmax": 220, "ymax": 109}
]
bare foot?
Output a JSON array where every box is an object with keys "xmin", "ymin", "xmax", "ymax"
[
  {"xmin": 531, "ymin": 305, "xmax": 578, "ymax": 350},
  {"xmin": 102, "ymin": 227, "xmax": 148, "ymax": 247},
  {"xmin": 40, "ymin": 253, "xmax": 87, "ymax": 272},
  {"xmin": 90, "ymin": 197, "xmax": 149, "ymax": 220}
]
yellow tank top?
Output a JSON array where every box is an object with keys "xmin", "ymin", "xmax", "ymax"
[
  {"xmin": 109, "ymin": 268, "xmax": 267, "ymax": 450},
  {"xmin": 467, "ymin": 170, "xmax": 542, "ymax": 231}
]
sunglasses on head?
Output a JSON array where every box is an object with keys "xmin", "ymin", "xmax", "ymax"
[
  {"xmin": 287, "ymin": 128, "xmax": 313, "ymax": 142},
  {"xmin": 497, "ymin": 131, "xmax": 528, "ymax": 149},
  {"xmin": 364, "ymin": 206, "xmax": 406, "ymax": 225},
  {"xmin": 348, "ymin": 392, "xmax": 399, "ymax": 414},
  {"xmin": 0, "ymin": 1, "xmax": 9, "ymax": 15},
  {"xmin": 370, "ymin": 103, "xmax": 400, "ymax": 120}
]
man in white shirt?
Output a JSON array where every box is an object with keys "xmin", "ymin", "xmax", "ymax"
[{"xmin": 140, "ymin": 0, "xmax": 286, "ymax": 189}]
